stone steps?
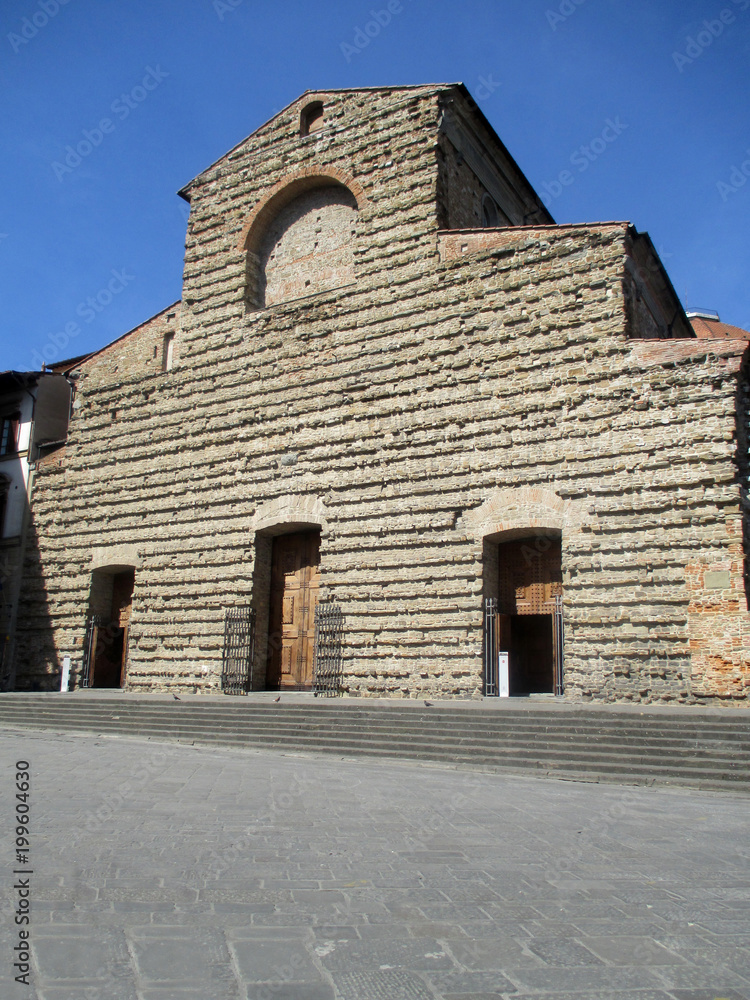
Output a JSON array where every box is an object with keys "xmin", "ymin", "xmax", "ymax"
[
  {"xmin": 4, "ymin": 704, "xmax": 750, "ymax": 752},
  {"xmin": 1, "ymin": 694, "xmax": 749, "ymax": 792},
  {"xmin": 4, "ymin": 705, "xmax": 749, "ymax": 749}
]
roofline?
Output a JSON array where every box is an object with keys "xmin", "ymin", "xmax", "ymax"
[
  {"xmin": 0, "ymin": 370, "xmax": 41, "ymax": 385},
  {"xmin": 628, "ymin": 225, "xmax": 692, "ymax": 337},
  {"xmin": 440, "ymin": 221, "xmax": 630, "ymax": 234},
  {"xmin": 177, "ymin": 83, "xmax": 465, "ymax": 200},
  {"xmin": 446, "ymin": 84, "xmax": 555, "ymax": 226},
  {"xmin": 51, "ymin": 300, "xmax": 181, "ymax": 374},
  {"xmin": 45, "ymin": 353, "xmax": 91, "ymax": 374}
]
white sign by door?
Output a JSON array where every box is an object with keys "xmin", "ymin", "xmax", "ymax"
[
  {"xmin": 498, "ymin": 652, "xmax": 509, "ymax": 698},
  {"xmin": 60, "ymin": 656, "xmax": 71, "ymax": 692}
]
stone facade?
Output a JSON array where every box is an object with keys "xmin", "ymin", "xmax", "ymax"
[{"xmin": 15, "ymin": 84, "xmax": 750, "ymax": 704}]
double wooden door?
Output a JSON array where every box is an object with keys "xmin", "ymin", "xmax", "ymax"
[{"xmin": 267, "ymin": 531, "xmax": 320, "ymax": 690}]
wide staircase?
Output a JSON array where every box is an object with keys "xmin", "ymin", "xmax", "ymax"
[{"xmin": 1, "ymin": 693, "xmax": 749, "ymax": 793}]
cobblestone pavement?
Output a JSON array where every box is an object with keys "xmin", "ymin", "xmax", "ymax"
[{"xmin": 2, "ymin": 729, "xmax": 749, "ymax": 1000}]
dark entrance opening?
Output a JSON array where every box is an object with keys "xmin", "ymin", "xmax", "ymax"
[
  {"xmin": 265, "ymin": 529, "xmax": 321, "ymax": 691},
  {"xmin": 500, "ymin": 613, "xmax": 554, "ymax": 695},
  {"xmin": 485, "ymin": 534, "xmax": 563, "ymax": 696},
  {"xmin": 86, "ymin": 568, "xmax": 135, "ymax": 689}
]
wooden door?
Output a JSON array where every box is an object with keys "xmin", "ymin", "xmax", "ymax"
[
  {"xmin": 497, "ymin": 614, "xmax": 512, "ymax": 656},
  {"xmin": 498, "ymin": 538, "xmax": 562, "ymax": 615},
  {"xmin": 267, "ymin": 531, "xmax": 320, "ymax": 690},
  {"xmin": 112, "ymin": 570, "xmax": 134, "ymax": 687}
]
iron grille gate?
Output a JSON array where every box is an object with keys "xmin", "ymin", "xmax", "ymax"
[
  {"xmin": 221, "ymin": 607, "xmax": 256, "ymax": 695},
  {"xmin": 552, "ymin": 594, "xmax": 564, "ymax": 697},
  {"xmin": 81, "ymin": 614, "xmax": 105, "ymax": 689},
  {"xmin": 0, "ymin": 601, "xmax": 14, "ymax": 692},
  {"xmin": 484, "ymin": 597, "xmax": 498, "ymax": 697},
  {"xmin": 483, "ymin": 596, "xmax": 564, "ymax": 697},
  {"xmin": 312, "ymin": 602, "xmax": 343, "ymax": 697}
]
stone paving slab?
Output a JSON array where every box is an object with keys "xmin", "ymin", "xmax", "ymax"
[{"xmin": 1, "ymin": 729, "xmax": 749, "ymax": 999}]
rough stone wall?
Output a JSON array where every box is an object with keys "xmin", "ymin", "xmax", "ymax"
[{"xmin": 15, "ymin": 86, "xmax": 750, "ymax": 704}]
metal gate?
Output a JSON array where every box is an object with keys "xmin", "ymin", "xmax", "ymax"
[
  {"xmin": 81, "ymin": 613, "xmax": 105, "ymax": 689},
  {"xmin": 0, "ymin": 601, "xmax": 14, "ymax": 692},
  {"xmin": 221, "ymin": 607, "xmax": 256, "ymax": 695},
  {"xmin": 483, "ymin": 597, "xmax": 498, "ymax": 696},
  {"xmin": 483, "ymin": 595, "xmax": 564, "ymax": 697},
  {"xmin": 552, "ymin": 594, "xmax": 564, "ymax": 697},
  {"xmin": 312, "ymin": 601, "xmax": 343, "ymax": 697}
]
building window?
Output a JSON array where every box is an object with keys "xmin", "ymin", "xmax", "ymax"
[
  {"xmin": 163, "ymin": 333, "xmax": 175, "ymax": 372},
  {"xmin": 0, "ymin": 477, "xmax": 8, "ymax": 537},
  {"xmin": 300, "ymin": 102, "xmax": 325, "ymax": 137},
  {"xmin": 0, "ymin": 414, "xmax": 19, "ymax": 457},
  {"xmin": 482, "ymin": 194, "xmax": 499, "ymax": 228}
]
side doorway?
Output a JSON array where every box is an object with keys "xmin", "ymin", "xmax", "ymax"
[
  {"xmin": 266, "ymin": 530, "xmax": 321, "ymax": 691},
  {"xmin": 486, "ymin": 534, "xmax": 563, "ymax": 696},
  {"xmin": 85, "ymin": 568, "xmax": 135, "ymax": 688}
]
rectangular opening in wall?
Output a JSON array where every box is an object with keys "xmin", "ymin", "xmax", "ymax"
[
  {"xmin": 162, "ymin": 333, "xmax": 175, "ymax": 371},
  {"xmin": 266, "ymin": 530, "xmax": 321, "ymax": 691},
  {"xmin": 85, "ymin": 567, "xmax": 135, "ymax": 688},
  {"xmin": 485, "ymin": 534, "xmax": 562, "ymax": 696}
]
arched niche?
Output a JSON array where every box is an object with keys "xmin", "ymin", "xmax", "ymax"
[{"xmin": 240, "ymin": 170, "xmax": 366, "ymax": 310}]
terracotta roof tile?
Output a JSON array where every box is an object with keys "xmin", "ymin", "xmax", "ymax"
[{"xmin": 690, "ymin": 316, "xmax": 750, "ymax": 339}]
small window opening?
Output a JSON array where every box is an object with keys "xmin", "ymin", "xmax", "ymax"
[
  {"xmin": 0, "ymin": 414, "xmax": 20, "ymax": 456},
  {"xmin": 300, "ymin": 101, "xmax": 325, "ymax": 137},
  {"xmin": 482, "ymin": 194, "xmax": 499, "ymax": 228},
  {"xmin": 163, "ymin": 333, "xmax": 175, "ymax": 372},
  {"xmin": 0, "ymin": 477, "xmax": 9, "ymax": 537}
]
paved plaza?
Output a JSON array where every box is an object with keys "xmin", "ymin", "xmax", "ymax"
[{"xmin": 2, "ymin": 728, "xmax": 750, "ymax": 1000}]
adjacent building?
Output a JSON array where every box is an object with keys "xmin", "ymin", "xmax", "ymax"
[{"xmin": 0, "ymin": 370, "xmax": 70, "ymax": 689}]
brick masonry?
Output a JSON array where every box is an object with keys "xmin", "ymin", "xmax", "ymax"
[{"xmin": 15, "ymin": 85, "xmax": 750, "ymax": 704}]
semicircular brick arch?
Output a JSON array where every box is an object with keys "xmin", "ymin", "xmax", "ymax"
[
  {"xmin": 90, "ymin": 544, "xmax": 141, "ymax": 571},
  {"xmin": 252, "ymin": 494, "xmax": 328, "ymax": 535},
  {"xmin": 461, "ymin": 487, "xmax": 585, "ymax": 542},
  {"xmin": 238, "ymin": 166, "xmax": 368, "ymax": 256}
]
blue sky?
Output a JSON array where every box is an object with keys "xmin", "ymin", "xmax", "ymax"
[{"xmin": 1, "ymin": 0, "xmax": 749, "ymax": 371}]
